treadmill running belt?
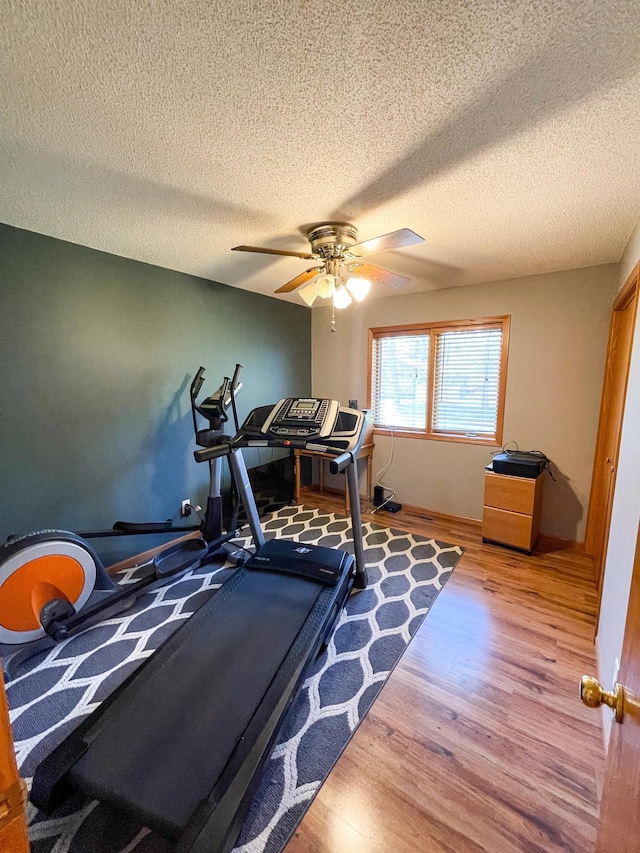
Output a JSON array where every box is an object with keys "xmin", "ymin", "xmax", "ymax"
[{"xmin": 32, "ymin": 566, "xmax": 336, "ymax": 840}]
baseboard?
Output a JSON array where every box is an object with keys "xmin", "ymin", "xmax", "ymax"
[
  {"xmin": 537, "ymin": 534, "xmax": 586, "ymax": 552},
  {"xmin": 399, "ymin": 503, "xmax": 483, "ymax": 530},
  {"xmin": 107, "ymin": 532, "xmax": 200, "ymax": 575},
  {"xmin": 300, "ymin": 491, "xmax": 588, "ymax": 553},
  {"xmin": 377, "ymin": 502, "xmax": 587, "ymax": 550}
]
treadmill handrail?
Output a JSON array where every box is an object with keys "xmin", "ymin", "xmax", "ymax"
[
  {"xmin": 329, "ymin": 451, "xmax": 353, "ymax": 475},
  {"xmin": 194, "ymin": 439, "xmax": 233, "ymax": 464}
]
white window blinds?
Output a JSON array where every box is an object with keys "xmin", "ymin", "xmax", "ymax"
[
  {"xmin": 432, "ymin": 326, "xmax": 503, "ymax": 436},
  {"xmin": 372, "ymin": 334, "xmax": 430, "ymax": 430}
]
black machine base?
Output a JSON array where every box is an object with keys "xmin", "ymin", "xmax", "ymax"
[{"xmin": 245, "ymin": 538, "xmax": 350, "ymax": 586}]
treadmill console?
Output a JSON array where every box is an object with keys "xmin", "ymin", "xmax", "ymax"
[
  {"xmin": 236, "ymin": 399, "xmax": 365, "ymax": 455},
  {"xmin": 260, "ymin": 398, "xmax": 339, "ymax": 439}
]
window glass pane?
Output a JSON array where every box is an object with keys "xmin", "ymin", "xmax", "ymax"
[
  {"xmin": 373, "ymin": 334, "xmax": 429, "ymax": 429},
  {"xmin": 432, "ymin": 327, "xmax": 502, "ymax": 435}
]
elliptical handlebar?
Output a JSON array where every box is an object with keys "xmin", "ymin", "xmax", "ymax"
[
  {"xmin": 229, "ymin": 363, "xmax": 242, "ymax": 432},
  {"xmin": 231, "ymin": 363, "xmax": 242, "ymax": 392},
  {"xmin": 191, "ymin": 366, "xmax": 206, "ymax": 397},
  {"xmin": 190, "ymin": 367, "xmax": 207, "ymax": 436},
  {"xmin": 218, "ymin": 377, "xmax": 231, "ymax": 423},
  {"xmin": 190, "ymin": 365, "xmax": 245, "ymax": 440}
]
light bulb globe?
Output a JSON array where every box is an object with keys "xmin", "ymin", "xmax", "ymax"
[
  {"xmin": 298, "ymin": 280, "xmax": 319, "ymax": 306},
  {"xmin": 333, "ymin": 285, "xmax": 353, "ymax": 310},
  {"xmin": 315, "ymin": 274, "xmax": 337, "ymax": 299},
  {"xmin": 345, "ymin": 276, "xmax": 371, "ymax": 302}
]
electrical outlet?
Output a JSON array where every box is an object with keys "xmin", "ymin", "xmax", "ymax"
[{"xmin": 181, "ymin": 499, "xmax": 191, "ymax": 517}]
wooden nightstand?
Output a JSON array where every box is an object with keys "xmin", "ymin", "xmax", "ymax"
[{"xmin": 482, "ymin": 467, "xmax": 544, "ymax": 554}]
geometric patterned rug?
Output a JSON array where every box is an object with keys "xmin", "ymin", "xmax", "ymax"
[{"xmin": 7, "ymin": 505, "xmax": 464, "ymax": 853}]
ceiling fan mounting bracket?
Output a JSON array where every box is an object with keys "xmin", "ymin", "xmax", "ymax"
[{"xmin": 307, "ymin": 223, "xmax": 358, "ymax": 259}]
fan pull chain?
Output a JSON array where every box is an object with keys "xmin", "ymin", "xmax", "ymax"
[{"xmin": 331, "ymin": 305, "xmax": 336, "ymax": 332}]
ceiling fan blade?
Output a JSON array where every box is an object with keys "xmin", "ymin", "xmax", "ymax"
[
  {"xmin": 346, "ymin": 262, "xmax": 411, "ymax": 290},
  {"xmin": 350, "ymin": 228, "xmax": 424, "ymax": 256},
  {"xmin": 275, "ymin": 266, "xmax": 323, "ymax": 293},
  {"xmin": 232, "ymin": 245, "xmax": 316, "ymax": 260}
]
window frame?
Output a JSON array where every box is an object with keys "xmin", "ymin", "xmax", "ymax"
[{"xmin": 367, "ymin": 315, "xmax": 510, "ymax": 446}]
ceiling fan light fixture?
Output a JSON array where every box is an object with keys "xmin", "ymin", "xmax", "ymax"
[
  {"xmin": 233, "ymin": 224, "xmax": 424, "ymax": 307},
  {"xmin": 345, "ymin": 276, "xmax": 371, "ymax": 302},
  {"xmin": 333, "ymin": 285, "xmax": 353, "ymax": 310},
  {"xmin": 298, "ymin": 280, "xmax": 320, "ymax": 306}
]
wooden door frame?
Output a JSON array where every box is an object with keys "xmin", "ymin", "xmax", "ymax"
[
  {"xmin": 0, "ymin": 659, "xmax": 29, "ymax": 851},
  {"xmin": 595, "ymin": 518, "xmax": 640, "ymax": 850},
  {"xmin": 585, "ymin": 263, "xmax": 639, "ymax": 595}
]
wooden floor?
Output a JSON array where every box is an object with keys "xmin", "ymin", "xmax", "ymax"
[{"xmin": 285, "ymin": 494, "xmax": 604, "ymax": 853}]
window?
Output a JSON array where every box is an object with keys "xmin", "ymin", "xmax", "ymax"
[{"xmin": 369, "ymin": 316, "xmax": 510, "ymax": 444}]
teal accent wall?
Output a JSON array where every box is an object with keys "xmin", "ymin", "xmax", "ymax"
[{"xmin": 0, "ymin": 223, "xmax": 311, "ymax": 558}]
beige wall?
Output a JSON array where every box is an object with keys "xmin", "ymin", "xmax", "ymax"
[
  {"xmin": 312, "ymin": 264, "xmax": 617, "ymax": 541},
  {"xmin": 597, "ymin": 216, "xmax": 640, "ymax": 747}
]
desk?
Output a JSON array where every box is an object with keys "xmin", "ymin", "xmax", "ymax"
[{"xmin": 293, "ymin": 443, "xmax": 374, "ymax": 515}]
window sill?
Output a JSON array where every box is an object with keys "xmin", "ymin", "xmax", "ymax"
[{"xmin": 373, "ymin": 427, "xmax": 501, "ymax": 447}]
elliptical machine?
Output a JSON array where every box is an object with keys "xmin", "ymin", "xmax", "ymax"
[
  {"xmin": 0, "ymin": 365, "xmax": 251, "ymax": 679},
  {"xmin": 59, "ymin": 363, "xmax": 244, "ymax": 546},
  {"xmin": 189, "ymin": 363, "xmax": 243, "ymax": 545}
]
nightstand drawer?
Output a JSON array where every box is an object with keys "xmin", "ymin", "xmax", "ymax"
[
  {"xmin": 482, "ymin": 506, "xmax": 534, "ymax": 551},
  {"xmin": 484, "ymin": 472, "xmax": 536, "ymax": 514}
]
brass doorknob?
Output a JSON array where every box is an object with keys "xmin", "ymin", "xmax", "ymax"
[{"xmin": 580, "ymin": 675, "xmax": 625, "ymax": 724}]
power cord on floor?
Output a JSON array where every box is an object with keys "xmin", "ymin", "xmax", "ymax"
[{"xmin": 371, "ymin": 427, "xmax": 397, "ymax": 513}]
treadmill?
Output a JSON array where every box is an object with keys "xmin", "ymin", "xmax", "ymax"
[{"xmin": 31, "ymin": 396, "xmax": 369, "ymax": 853}]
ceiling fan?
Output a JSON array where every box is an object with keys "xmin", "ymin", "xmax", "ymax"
[{"xmin": 232, "ymin": 222, "xmax": 424, "ymax": 309}]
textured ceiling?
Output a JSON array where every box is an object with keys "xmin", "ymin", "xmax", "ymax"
[{"xmin": 1, "ymin": 0, "xmax": 640, "ymax": 303}]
